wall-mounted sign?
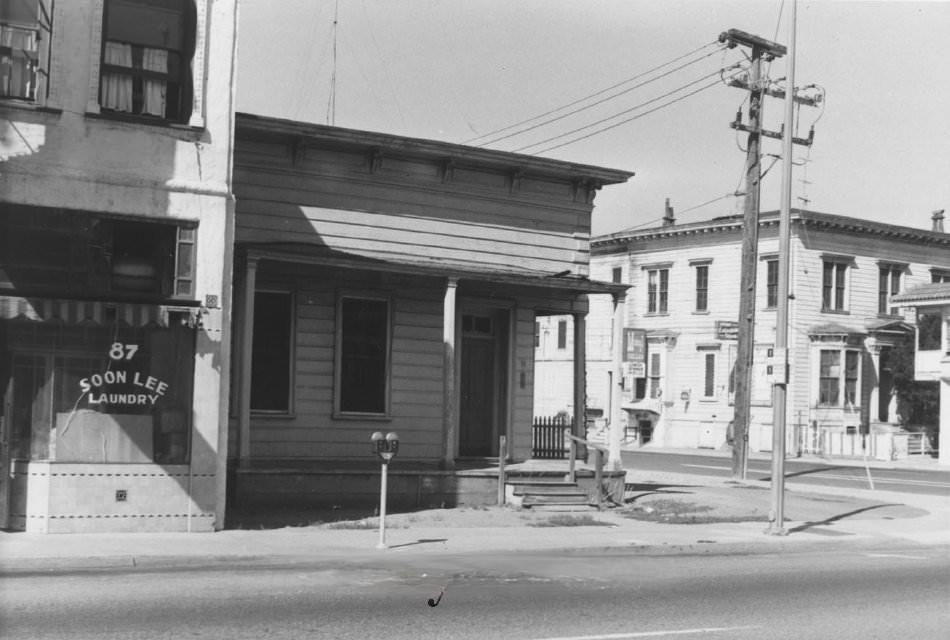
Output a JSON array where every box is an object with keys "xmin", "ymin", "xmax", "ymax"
[
  {"xmin": 77, "ymin": 342, "xmax": 171, "ymax": 407},
  {"xmin": 716, "ymin": 321, "xmax": 739, "ymax": 341},
  {"xmin": 623, "ymin": 328, "xmax": 647, "ymax": 377}
]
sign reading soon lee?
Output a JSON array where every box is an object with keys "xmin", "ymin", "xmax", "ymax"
[{"xmin": 78, "ymin": 342, "xmax": 170, "ymax": 407}]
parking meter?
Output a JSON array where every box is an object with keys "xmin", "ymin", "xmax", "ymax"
[
  {"xmin": 371, "ymin": 431, "xmax": 399, "ymax": 549},
  {"xmin": 371, "ymin": 431, "xmax": 399, "ymax": 463}
]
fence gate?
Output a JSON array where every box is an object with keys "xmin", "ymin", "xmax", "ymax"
[{"xmin": 532, "ymin": 415, "xmax": 570, "ymax": 459}]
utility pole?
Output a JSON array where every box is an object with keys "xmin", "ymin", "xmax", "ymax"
[
  {"xmin": 719, "ymin": 29, "xmax": 785, "ymax": 481},
  {"xmin": 768, "ymin": 0, "xmax": 798, "ymax": 537},
  {"xmin": 719, "ymin": 29, "xmax": 819, "ymax": 482}
]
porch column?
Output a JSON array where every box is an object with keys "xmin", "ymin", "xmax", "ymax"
[
  {"xmin": 572, "ymin": 310, "xmax": 586, "ymax": 441},
  {"xmin": 608, "ymin": 292, "xmax": 626, "ymax": 470},
  {"xmin": 238, "ymin": 256, "xmax": 259, "ymax": 466},
  {"xmin": 940, "ymin": 364, "xmax": 950, "ymax": 466},
  {"xmin": 866, "ymin": 342, "xmax": 882, "ymax": 424},
  {"xmin": 442, "ymin": 278, "xmax": 459, "ymax": 467}
]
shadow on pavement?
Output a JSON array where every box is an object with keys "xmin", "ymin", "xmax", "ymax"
[
  {"xmin": 787, "ymin": 503, "xmax": 905, "ymax": 533},
  {"xmin": 388, "ymin": 538, "xmax": 449, "ymax": 549}
]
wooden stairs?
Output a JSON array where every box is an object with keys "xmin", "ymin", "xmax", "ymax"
[{"xmin": 507, "ymin": 478, "xmax": 599, "ymax": 510}]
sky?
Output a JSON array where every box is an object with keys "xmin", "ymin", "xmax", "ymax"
[{"xmin": 236, "ymin": 0, "xmax": 950, "ymax": 237}]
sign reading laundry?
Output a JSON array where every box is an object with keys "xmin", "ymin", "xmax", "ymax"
[{"xmin": 78, "ymin": 342, "xmax": 170, "ymax": 406}]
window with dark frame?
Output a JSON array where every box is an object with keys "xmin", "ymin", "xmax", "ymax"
[
  {"xmin": 931, "ymin": 270, "xmax": 950, "ymax": 283},
  {"xmin": 766, "ymin": 259, "xmax": 778, "ymax": 309},
  {"xmin": 703, "ymin": 353, "xmax": 715, "ymax": 397},
  {"xmin": 695, "ymin": 265, "xmax": 708, "ymax": 312},
  {"xmin": 250, "ymin": 291, "xmax": 293, "ymax": 413},
  {"xmin": 612, "ymin": 267, "xmax": 622, "ymax": 283},
  {"xmin": 649, "ymin": 352, "xmax": 662, "ymax": 399},
  {"xmin": 844, "ymin": 351, "xmax": 859, "ymax": 406},
  {"xmin": 878, "ymin": 265, "xmax": 902, "ymax": 315},
  {"xmin": 338, "ymin": 297, "xmax": 389, "ymax": 415},
  {"xmin": 557, "ymin": 319, "xmax": 567, "ymax": 350},
  {"xmin": 822, "ymin": 261, "xmax": 848, "ymax": 311},
  {"xmin": 0, "ymin": 0, "xmax": 51, "ymax": 102},
  {"xmin": 100, "ymin": 0, "xmax": 194, "ymax": 122}
]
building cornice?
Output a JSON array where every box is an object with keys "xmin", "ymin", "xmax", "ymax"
[{"xmin": 592, "ymin": 208, "xmax": 950, "ymax": 254}]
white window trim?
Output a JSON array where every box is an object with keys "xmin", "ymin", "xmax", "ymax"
[
  {"xmin": 821, "ymin": 259, "xmax": 851, "ymax": 313},
  {"xmin": 811, "ymin": 344, "xmax": 863, "ymax": 409},
  {"xmin": 86, "ymin": 0, "xmax": 207, "ymax": 127}
]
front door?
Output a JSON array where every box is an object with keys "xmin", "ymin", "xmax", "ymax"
[
  {"xmin": 878, "ymin": 346, "xmax": 894, "ymax": 422},
  {"xmin": 459, "ymin": 311, "xmax": 508, "ymax": 457}
]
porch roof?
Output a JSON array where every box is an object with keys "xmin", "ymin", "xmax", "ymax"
[
  {"xmin": 892, "ymin": 282, "xmax": 950, "ymax": 306},
  {"xmin": 243, "ymin": 243, "xmax": 630, "ymax": 296}
]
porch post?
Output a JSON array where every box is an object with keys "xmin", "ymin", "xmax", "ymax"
[
  {"xmin": 238, "ymin": 256, "xmax": 259, "ymax": 466},
  {"xmin": 572, "ymin": 310, "xmax": 586, "ymax": 441},
  {"xmin": 442, "ymin": 277, "xmax": 459, "ymax": 467},
  {"xmin": 608, "ymin": 292, "xmax": 626, "ymax": 470},
  {"xmin": 866, "ymin": 342, "xmax": 881, "ymax": 424}
]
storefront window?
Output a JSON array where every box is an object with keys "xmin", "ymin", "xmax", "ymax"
[{"xmin": 2, "ymin": 305, "xmax": 195, "ymax": 464}]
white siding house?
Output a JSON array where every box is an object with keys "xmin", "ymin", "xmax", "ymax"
[{"xmin": 578, "ymin": 209, "xmax": 950, "ymax": 460}]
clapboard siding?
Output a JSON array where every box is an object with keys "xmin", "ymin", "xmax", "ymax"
[
  {"xmin": 510, "ymin": 307, "xmax": 537, "ymax": 459},
  {"xmin": 234, "ymin": 146, "xmax": 594, "ymax": 275},
  {"xmin": 250, "ymin": 267, "xmax": 447, "ymax": 460}
]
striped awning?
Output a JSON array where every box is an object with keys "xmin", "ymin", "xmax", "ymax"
[{"xmin": 0, "ymin": 296, "xmax": 169, "ymax": 327}]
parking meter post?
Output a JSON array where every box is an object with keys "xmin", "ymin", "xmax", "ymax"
[{"xmin": 377, "ymin": 460, "xmax": 388, "ymax": 549}]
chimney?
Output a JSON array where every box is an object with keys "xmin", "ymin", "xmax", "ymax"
[
  {"xmin": 932, "ymin": 209, "xmax": 945, "ymax": 233},
  {"xmin": 662, "ymin": 198, "xmax": 675, "ymax": 226}
]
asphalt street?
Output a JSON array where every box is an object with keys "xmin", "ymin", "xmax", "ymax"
[
  {"xmin": 3, "ymin": 545, "xmax": 948, "ymax": 639},
  {"xmin": 623, "ymin": 450, "xmax": 950, "ymax": 496}
]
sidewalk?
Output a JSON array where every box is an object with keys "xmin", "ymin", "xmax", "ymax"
[{"xmin": 3, "ymin": 464, "xmax": 948, "ymax": 574}]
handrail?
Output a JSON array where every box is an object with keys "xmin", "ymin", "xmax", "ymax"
[{"xmin": 564, "ymin": 428, "xmax": 606, "ymax": 509}]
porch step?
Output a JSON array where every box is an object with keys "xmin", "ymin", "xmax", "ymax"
[{"xmin": 509, "ymin": 480, "xmax": 594, "ymax": 508}]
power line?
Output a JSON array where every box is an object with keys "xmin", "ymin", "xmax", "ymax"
[
  {"xmin": 463, "ymin": 40, "xmax": 723, "ymax": 145},
  {"xmin": 473, "ymin": 46, "xmax": 729, "ymax": 148},
  {"xmin": 519, "ymin": 66, "xmax": 745, "ymax": 154}
]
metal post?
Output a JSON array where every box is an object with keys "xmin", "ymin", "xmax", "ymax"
[
  {"xmin": 497, "ymin": 435, "xmax": 507, "ymax": 505},
  {"xmin": 377, "ymin": 461, "xmax": 388, "ymax": 549},
  {"xmin": 767, "ymin": 0, "xmax": 797, "ymax": 536}
]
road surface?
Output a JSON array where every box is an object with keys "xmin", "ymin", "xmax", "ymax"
[
  {"xmin": 3, "ymin": 544, "xmax": 948, "ymax": 639},
  {"xmin": 623, "ymin": 450, "xmax": 950, "ymax": 496}
]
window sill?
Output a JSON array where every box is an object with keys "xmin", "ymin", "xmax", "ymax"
[
  {"xmin": 820, "ymin": 309, "xmax": 850, "ymax": 315},
  {"xmin": 333, "ymin": 412, "xmax": 392, "ymax": 422},
  {"xmin": 0, "ymin": 100, "xmax": 62, "ymax": 116},
  {"xmin": 644, "ymin": 312, "xmax": 670, "ymax": 317},
  {"xmin": 762, "ymin": 306, "xmax": 777, "ymax": 312},
  {"xmin": 86, "ymin": 110, "xmax": 205, "ymax": 140},
  {"xmin": 692, "ymin": 310, "xmax": 710, "ymax": 315},
  {"xmin": 250, "ymin": 411, "xmax": 296, "ymax": 420}
]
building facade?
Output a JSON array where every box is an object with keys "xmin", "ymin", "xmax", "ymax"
[
  {"xmin": 893, "ymin": 281, "xmax": 950, "ymax": 465},
  {"xmin": 0, "ymin": 0, "xmax": 239, "ymax": 532},
  {"xmin": 582, "ymin": 209, "xmax": 950, "ymax": 459},
  {"xmin": 229, "ymin": 114, "xmax": 631, "ymax": 511}
]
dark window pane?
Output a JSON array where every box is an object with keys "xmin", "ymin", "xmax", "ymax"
[
  {"xmin": 250, "ymin": 292, "xmax": 292, "ymax": 411},
  {"xmin": 612, "ymin": 267, "xmax": 622, "ymax": 283},
  {"xmin": 557, "ymin": 320, "xmax": 567, "ymax": 349},
  {"xmin": 340, "ymin": 298, "xmax": 388, "ymax": 414},
  {"xmin": 918, "ymin": 312, "xmax": 942, "ymax": 351},
  {"xmin": 704, "ymin": 353, "xmax": 715, "ymax": 396}
]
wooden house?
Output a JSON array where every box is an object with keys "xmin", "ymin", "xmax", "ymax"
[{"xmin": 229, "ymin": 114, "xmax": 632, "ymax": 512}]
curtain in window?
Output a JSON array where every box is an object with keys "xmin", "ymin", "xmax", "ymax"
[
  {"xmin": 0, "ymin": 25, "xmax": 37, "ymax": 98},
  {"xmin": 101, "ymin": 41, "xmax": 132, "ymax": 112},
  {"xmin": 141, "ymin": 47, "xmax": 167, "ymax": 117}
]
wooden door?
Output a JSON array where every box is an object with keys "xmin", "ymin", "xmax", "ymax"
[{"xmin": 460, "ymin": 333, "xmax": 495, "ymax": 457}]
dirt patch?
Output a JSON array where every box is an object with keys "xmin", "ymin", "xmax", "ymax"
[{"xmin": 529, "ymin": 514, "xmax": 617, "ymax": 527}]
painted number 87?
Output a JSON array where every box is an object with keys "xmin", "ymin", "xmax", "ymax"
[{"xmin": 109, "ymin": 343, "xmax": 139, "ymax": 361}]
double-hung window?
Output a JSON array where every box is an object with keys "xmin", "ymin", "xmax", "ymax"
[
  {"xmin": 646, "ymin": 267, "xmax": 669, "ymax": 314},
  {"xmin": 99, "ymin": 0, "xmax": 194, "ymax": 122},
  {"xmin": 0, "ymin": 0, "xmax": 52, "ymax": 102},
  {"xmin": 931, "ymin": 269, "xmax": 950, "ymax": 284},
  {"xmin": 336, "ymin": 296, "xmax": 391, "ymax": 416},
  {"xmin": 694, "ymin": 264, "xmax": 709, "ymax": 312},
  {"xmin": 765, "ymin": 258, "xmax": 778, "ymax": 309},
  {"xmin": 821, "ymin": 258, "xmax": 849, "ymax": 312},
  {"xmin": 877, "ymin": 264, "xmax": 903, "ymax": 315},
  {"xmin": 818, "ymin": 348, "xmax": 860, "ymax": 407}
]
